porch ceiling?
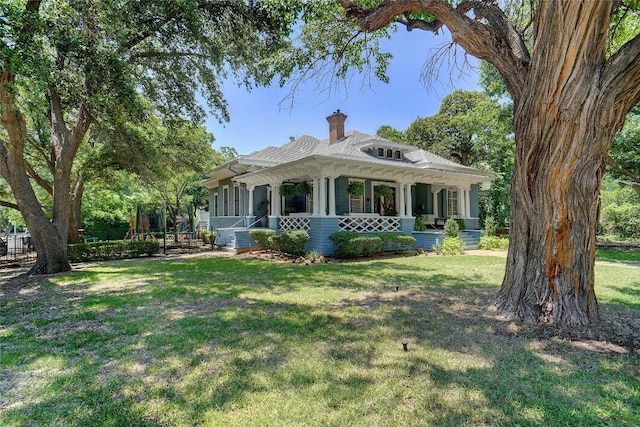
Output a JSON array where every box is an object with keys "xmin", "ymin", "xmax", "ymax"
[{"xmin": 232, "ymin": 155, "xmax": 491, "ymax": 188}]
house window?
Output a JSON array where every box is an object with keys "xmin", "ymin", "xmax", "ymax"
[
  {"xmin": 395, "ymin": 150, "xmax": 401, "ymax": 159},
  {"xmin": 223, "ymin": 186, "xmax": 229, "ymax": 216},
  {"xmin": 447, "ymin": 189, "xmax": 459, "ymax": 216},
  {"xmin": 386, "ymin": 149, "xmax": 393, "ymax": 158},
  {"xmin": 349, "ymin": 179, "xmax": 364, "ymax": 214},
  {"xmin": 213, "ymin": 193, "xmax": 219, "ymax": 216},
  {"xmin": 234, "ymin": 186, "xmax": 240, "ymax": 216},
  {"xmin": 377, "ymin": 147, "xmax": 384, "ymax": 157}
]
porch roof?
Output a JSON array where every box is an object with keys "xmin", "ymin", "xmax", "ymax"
[
  {"xmin": 233, "ymin": 153, "xmax": 492, "ymax": 188},
  {"xmin": 207, "ymin": 130, "xmax": 493, "ymax": 188}
]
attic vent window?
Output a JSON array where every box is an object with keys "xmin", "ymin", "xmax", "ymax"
[{"xmin": 376, "ymin": 147, "xmax": 403, "ymax": 161}]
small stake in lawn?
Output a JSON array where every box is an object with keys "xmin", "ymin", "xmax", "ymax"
[{"xmin": 402, "ymin": 342, "xmax": 408, "ymax": 352}]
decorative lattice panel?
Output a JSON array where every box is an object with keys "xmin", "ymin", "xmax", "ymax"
[
  {"xmin": 278, "ymin": 217, "xmax": 311, "ymax": 232},
  {"xmin": 338, "ymin": 216, "xmax": 399, "ymax": 233}
]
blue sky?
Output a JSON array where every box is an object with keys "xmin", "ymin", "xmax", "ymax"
[{"xmin": 205, "ymin": 28, "xmax": 481, "ymax": 155}]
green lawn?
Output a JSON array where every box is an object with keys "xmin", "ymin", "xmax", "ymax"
[
  {"xmin": 596, "ymin": 247, "xmax": 640, "ymax": 265},
  {"xmin": 1, "ymin": 254, "xmax": 638, "ymax": 426}
]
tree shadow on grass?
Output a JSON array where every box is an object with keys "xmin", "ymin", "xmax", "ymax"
[{"xmin": 1, "ymin": 256, "xmax": 638, "ymax": 425}]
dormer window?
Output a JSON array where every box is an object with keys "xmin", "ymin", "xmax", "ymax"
[{"xmin": 375, "ymin": 147, "xmax": 403, "ymax": 161}]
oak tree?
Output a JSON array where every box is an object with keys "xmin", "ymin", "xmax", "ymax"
[
  {"xmin": 1, "ymin": 0, "xmax": 295, "ymax": 274},
  {"xmin": 334, "ymin": 0, "xmax": 640, "ymax": 325}
]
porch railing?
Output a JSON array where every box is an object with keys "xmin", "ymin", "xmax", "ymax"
[
  {"xmin": 338, "ymin": 216, "xmax": 399, "ymax": 232},
  {"xmin": 278, "ymin": 216, "xmax": 311, "ymax": 232}
]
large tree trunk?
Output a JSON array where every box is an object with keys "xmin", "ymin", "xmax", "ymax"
[
  {"xmin": 494, "ymin": 99, "xmax": 612, "ymax": 325},
  {"xmin": 494, "ymin": 1, "xmax": 627, "ymax": 325},
  {"xmin": 0, "ymin": 74, "xmax": 71, "ymax": 274}
]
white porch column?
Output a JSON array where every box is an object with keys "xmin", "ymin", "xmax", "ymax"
[
  {"xmin": 312, "ymin": 177, "xmax": 320, "ymax": 216},
  {"xmin": 272, "ymin": 183, "xmax": 281, "ymax": 217},
  {"xmin": 457, "ymin": 187, "xmax": 464, "ymax": 217},
  {"xmin": 464, "ymin": 188, "xmax": 471, "ymax": 217},
  {"xmin": 319, "ymin": 176, "xmax": 327, "ymax": 216},
  {"xmin": 247, "ymin": 186, "xmax": 254, "ymax": 216},
  {"xmin": 328, "ymin": 176, "xmax": 336, "ymax": 216},
  {"xmin": 405, "ymin": 183, "xmax": 413, "ymax": 217},
  {"xmin": 432, "ymin": 188, "xmax": 439, "ymax": 218},
  {"xmin": 398, "ymin": 183, "xmax": 406, "ymax": 217}
]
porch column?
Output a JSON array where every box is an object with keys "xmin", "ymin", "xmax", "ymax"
[
  {"xmin": 405, "ymin": 183, "xmax": 413, "ymax": 217},
  {"xmin": 464, "ymin": 187, "xmax": 471, "ymax": 217},
  {"xmin": 271, "ymin": 183, "xmax": 281, "ymax": 217},
  {"xmin": 328, "ymin": 176, "xmax": 336, "ymax": 216},
  {"xmin": 247, "ymin": 186, "xmax": 254, "ymax": 216},
  {"xmin": 318, "ymin": 176, "xmax": 327, "ymax": 216},
  {"xmin": 398, "ymin": 183, "xmax": 406, "ymax": 217},
  {"xmin": 457, "ymin": 187, "xmax": 464, "ymax": 217},
  {"xmin": 312, "ymin": 177, "xmax": 320, "ymax": 216},
  {"xmin": 432, "ymin": 188, "xmax": 439, "ymax": 218}
]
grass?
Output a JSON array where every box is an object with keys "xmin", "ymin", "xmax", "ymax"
[
  {"xmin": 1, "ymin": 254, "xmax": 638, "ymax": 426},
  {"xmin": 596, "ymin": 247, "xmax": 640, "ymax": 265}
]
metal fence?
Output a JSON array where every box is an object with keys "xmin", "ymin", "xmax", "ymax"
[
  {"xmin": 0, "ymin": 234, "xmax": 36, "ymax": 268},
  {"xmin": 0, "ymin": 228, "xmax": 218, "ymax": 270}
]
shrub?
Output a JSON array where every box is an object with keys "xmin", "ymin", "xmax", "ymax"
[
  {"xmin": 483, "ymin": 215, "xmax": 496, "ymax": 237},
  {"xmin": 306, "ymin": 250, "xmax": 320, "ymax": 262},
  {"xmin": 599, "ymin": 203, "xmax": 640, "ymax": 240},
  {"xmin": 432, "ymin": 239, "xmax": 443, "ymax": 255},
  {"xmin": 68, "ymin": 240, "xmax": 159, "ymax": 262},
  {"xmin": 272, "ymin": 230, "xmax": 309, "ymax": 256},
  {"xmin": 329, "ymin": 232, "xmax": 382, "ymax": 258},
  {"xmin": 200, "ymin": 230, "xmax": 215, "ymax": 244},
  {"xmin": 444, "ymin": 218, "xmax": 459, "ymax": 237},
  {"xmin": 329, "ymin": 231, "xmax": 416, "ymax": 258},
  {"xmin": 414, "ymin": 216, "xmax": 427, "ymax": 231},
  {"xmin": 329, "ymin": 231, "xmax": 361, "ymax": 258},
  {"xmin": 376, "ymin": 232, "xmax": 416, "ymax": 253},
  {"xmin": 442, "ymin": 236, "xmax": 465, "ymax": 255},
  {"xmin": 249, "ymin": 229, "xmax": 276, "ymax": 250},
  {"xmin": 479, "ymin": 235, "xmax": 509, "ymax": 250},
  {"xmin": 352, "ymin": 236, "xmax": 384, "ymax": 257}
]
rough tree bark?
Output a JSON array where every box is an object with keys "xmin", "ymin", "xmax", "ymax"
[
  {"xmin": 339, "ymin": 0, "xmax": 640, "ymax": 325},
  {"xmin": 0, "ymin": 73, "xmax": 71, "ymax": 274}
]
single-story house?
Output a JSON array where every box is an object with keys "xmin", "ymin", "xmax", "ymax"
[{"xmin": 203, "ymin": 111, "xmax": 493, "ymax": 254}]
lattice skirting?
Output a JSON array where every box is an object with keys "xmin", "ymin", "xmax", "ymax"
[
  {"xmin": 338, "ymin": 217, "xmax": 399, "ymax": 233},
  {"xmin": 279, "ymin": 217, "xmax": 311, "ymax": 232}
]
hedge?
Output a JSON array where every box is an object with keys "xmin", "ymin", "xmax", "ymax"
[
  {"xmin": 375, "ymin": 232, "xmax": 417, "ymax": 253},
  {"xmin": 68, "ymin": 240, "xmax": 160, "ymax": 262},
  {"xmin": 329, "ymin": 231, "xmax": 416, "ymax": 258},
  {"xmin": 272, "ymin": 230, "xmax": 309, "ymax": 256},
  {"xmin": 249, "ymin": 229, "xmax": 277, "ymax": 251}
]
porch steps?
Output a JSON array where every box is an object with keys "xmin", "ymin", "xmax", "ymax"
[
  {"xmin": 214, "ymin": 228, "xmax": 242, "ymax": 253},
  {"xmin": 459, "ymin": 231, "xmax": 481, "ymax": 250}
]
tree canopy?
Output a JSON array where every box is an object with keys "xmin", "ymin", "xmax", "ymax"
[{"xmin": 0, "ymin": 0, "xmax": 302, "ymax": 273}]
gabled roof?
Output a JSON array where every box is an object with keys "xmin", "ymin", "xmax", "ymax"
[{"xmin": 205, "ymin": 128, "xmax": 492, "ymax": 188}]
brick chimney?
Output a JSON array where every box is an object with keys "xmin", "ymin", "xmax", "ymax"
[{"xmin": 326, "ymin": 110, "xmax": 347, "ymax": 144}]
